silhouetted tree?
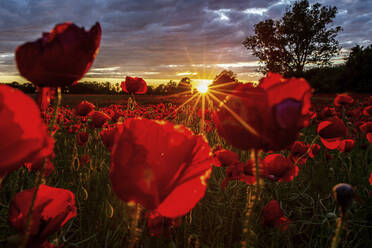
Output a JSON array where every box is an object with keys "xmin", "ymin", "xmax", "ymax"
[
  {"xmin": 178, "ymin": 77, "xmax": 192, "ymax": 94},
  {"xmin": 6, "ymin": 81, "xmax": 36, "ymax": 93},
  {"xmin": 243, "ymin": 0, "xmax": 341, "ymax": 76},
  {"xmin": 210, "ymin": 70, "xmax": 240, "ymax": 99},
  {"xmin": 344, "ymin": 45, "xmax": 372, "ymax": 92},
  {"xmin": 154, "ymin": 84, "xmax": 166, "ymax": 95}
]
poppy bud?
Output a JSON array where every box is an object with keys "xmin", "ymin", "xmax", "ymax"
[
  {"xmin": 77, "ymin": 132, "xmax": 90, "ymax": 146},
  {"xmin": 333, "ymin": 183, "xmax": 354, "ymax": 215}
]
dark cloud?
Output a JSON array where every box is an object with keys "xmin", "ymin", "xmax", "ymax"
[{"xmin": 0, "ymin": 0, "xmax": 371, "ymax": 83}]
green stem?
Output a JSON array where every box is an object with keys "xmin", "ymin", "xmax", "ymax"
[
  {"xmin": 20, "ymin": 161, "xmax": 46, "ymax": 248},
  {"xmin": 129, "ymin": 203, "xmax": 142, "ymax": 248},
  {"xmin": 20, "ymin": 87, "xmax": 61, "ymax": 248},
  {"xmin": 331, "ymin": 215, "xmax": 345, "ymax": 248},
  {"xmin": 254, "ymin": 149, "xmax": 260, "ymax": 198},
  {"xmin": 49, "ymin": 87, "xmax": 62, "ymax": 136}
]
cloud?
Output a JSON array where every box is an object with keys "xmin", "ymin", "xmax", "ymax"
[{"xmin": 0, "ymin": 0, "xmax": 371, "ymax": 83}]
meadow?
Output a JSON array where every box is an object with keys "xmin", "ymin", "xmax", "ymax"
[{"xmin": 1, "ymin": 89, "xmax": 371, "ymax": 248}]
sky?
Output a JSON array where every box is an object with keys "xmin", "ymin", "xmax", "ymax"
[{"xmin": 0, "ymin": 0, "xmax": 371, "ymax": 86}]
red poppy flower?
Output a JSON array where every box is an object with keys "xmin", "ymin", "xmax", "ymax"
[
  {"xmin": 16, "ymin": 22, "xmax": 101, "ymax": 87},
  {"xmin": 8, "ymin": 185, "xmax": 76, "ymax": 243},
  {"xmin": 90, "ymin": 111, "xmax": 110, "ymax": 128},
  {"xmin": 111, "ymin": 111, "xmax": 124, "ymax": 123},
  {"xmin": 337, "ymin": 139, "xmax": 355, "ymax": 152},
  {"xmin": 261, "ymin": 154, "xmax": 299, "ymax": 182},
  {"xmin": 261, "ymin": 200, "xmax": 289, "ymax": 231},
  {"xmin": 79, "ymin": 154, "xmax": 90, "ymax": 166},
  {"xmin": 334, "ymin": 94, "xmax": 354, "ymax": 107},
  {"xmin": 363, "ymin": 106, "xmax": 372, "ymax": 117},
  {"xmin": 77, "ymin": 132, "xmax": 90, "ymax": 146},
  {"xmin": 146, "ymin": 211, "xmax": 181, "ymax": 237},
  {"xmin": 367, "ymin": 133, "xmax": 372, "ymax": 144},
  {"xmin": 364, "ymin": 96, "xmax": 372, "ymax": 106},
  {"xmin": 213, "ymin": 73, "xmax": 312, "ymax": 151},
  {"xmin": 25, "ymin": 157, "xmax": 54, "ymax": 177},
  {"xmin": 213, "ymin": 148, "xmax": 240, "ymax": 167},
  {"xmin": 100, "ymin": 125, "xmax": 119, "ymax": 151},
  {"xmin": 221, "ymin": 160, "xmax": 255, "ymax": 188},
  {"xmin": 318, "ymin": 107, "xmax": 336, "ymax": 120},
  {"xmin": 110, "ymin": 118, "xmax": 214, "ymax": 217},
  {"xmin": 0, "ymin": 85, "xmax": 54, "ymax": 177},
  {"xmin": 289, "ymin": 141, "xmax": 308, "ymax": 165},
  {"xmin": 75, "ymin": 100, "xmax": 95, "ymax": 116},
  {"xmin": 360, "ymin": 122, "xmax": 372, "ymax": 133},
  {"xmin": 121, "ymin": 76, "xmax": 147, "ymax": 94},
  {"xmin": 369, "ymin": 173, "xmax": 372, "ymax": 186},
  {"xmin": 317, "ymin": 117, "xmax": 348, "ymax": 150}
]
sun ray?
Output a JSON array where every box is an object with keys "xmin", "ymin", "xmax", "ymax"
[
  {"xmin": 200, "ymin": 94, "xmax": 205, "ymax": 133},
  {"xmin": 159, "ymin": 90, "xmax": 192, "ymax": 99},
  {"xmin": 208, "ymin": 81, "xmax": 238, "ymax": 90},
  {"xmin": 163, "ymin": 92, "xmax": 199, "ymax": 120},
  {"xmin": 208, "ymin": 92, "xmax": 259, "ymax": 137},
  {"xmin": 205, "ymin": 94, "xmax": 216, "ymax": 113},
  {"xmin": 186, "ymin": 94, "xmax": 201, "ymax": 125}
]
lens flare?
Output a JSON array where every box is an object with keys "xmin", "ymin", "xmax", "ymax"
[{"xmin": 196, "ymin": 84, "xmax": 209, "ymax": 94}]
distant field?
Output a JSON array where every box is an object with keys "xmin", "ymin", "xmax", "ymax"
[
  {"xmin": 27, "ymin": 93, "xmax": 371, "ymax": 107},
  {"xmin": 29, "ymin": 93, "xmax": 192, "ymax": 107}
]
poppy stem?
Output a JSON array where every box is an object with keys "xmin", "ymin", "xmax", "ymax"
[
  {"xmin": 21, "ymin": 87, "xmax": 62, "ymax": 248},
  {"xmin": 331, "ymin": 215, "xmax": 345, "ymax": 248},
  {"xmin": 130, "ymin": 92, "xmax": 137, "ymax": 110},
  {"xmin": 254, "ymin": 149, "xmax": 260, "ymax": 198},
  {"xmin": 49, "ymin": 87, "xmax": 62, "ymax": 136},
  {"xmin": 20, "ymin": 160, "xmax": 47, "ymax": 248},
  {"xmin": 294, "ymin": 135, "xmax": 319, "ymax": 166},
  {"xmin": 129, "ymin": 203, "xmax": 142, "ymax": 248}
]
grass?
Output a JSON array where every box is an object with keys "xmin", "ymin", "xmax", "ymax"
[{"xmin": 1, "ymin": 94, "xmax": 372, "ymax": 248}]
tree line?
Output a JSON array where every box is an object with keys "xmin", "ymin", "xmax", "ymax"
[
  {"xmin": 243, "ymin": 0, "xmax": 371, "ymax": 93},
  {"xmin": 0, "ymin": 77, "xmax": 194, "ymax": 95}
]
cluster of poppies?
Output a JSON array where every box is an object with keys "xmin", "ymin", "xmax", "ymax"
[{"xmin": 1, "ymin": 20, "xmax": 371, "ymax": 246}]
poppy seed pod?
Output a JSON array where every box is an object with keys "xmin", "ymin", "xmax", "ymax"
[{"xmin": 333, "ymin": 183, "xmax": 354, "ymax": 215}]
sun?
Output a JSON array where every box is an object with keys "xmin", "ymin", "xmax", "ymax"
[
  {"xmin": 196, "ymin": 84, "xmax": 209, "ymax": 94},
  {"xmin": 195, "ymin": 80, "xmax": 211, "ymax": 94}
]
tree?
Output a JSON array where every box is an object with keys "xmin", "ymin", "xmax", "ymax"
[
  {"xmin": 344, "ymin": 44, "xmax": 372, "ymax": 91},
  {"xmin": 243, "ymin": 0, "xmax": 342, "ymax": 76},
  {"xmin": 210, "ymin": 70, "xmax": 241, "ymax": 100},
  {"xmin": 178, "ymin": 77, "xmax": 192, "ymax": 94}
]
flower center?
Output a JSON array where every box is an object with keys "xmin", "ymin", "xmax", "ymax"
[{"xmin": 275, "ymin": 99, "xmax": 302, "ymax": 129}]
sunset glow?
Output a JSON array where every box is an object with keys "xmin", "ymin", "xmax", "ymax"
[
  {"xmin": 196, "ymin": 84, "xmax": 209, "ymax": 94},
  {"xmin": 195, "ymin": 79, "xmax": 212, "ymax": 94}
]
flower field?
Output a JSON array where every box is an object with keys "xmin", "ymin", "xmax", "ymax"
[{"xmin": 0, "ymin": 87, "xmax": 371, "ymax": 248}]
